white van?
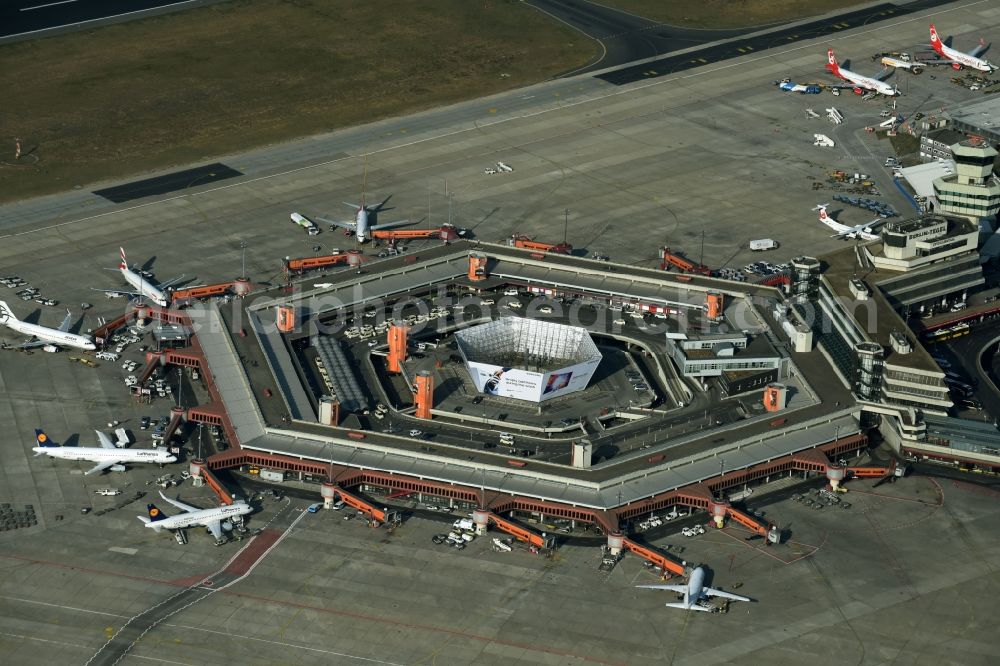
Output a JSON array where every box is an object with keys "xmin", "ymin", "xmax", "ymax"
[
  {"xmin": 503, "ymin": 288, "xmax": 519, "ymax": 296},
  {"xmin": 96, "ymin": 351, "xmax": 120, "ymax": 361},
  {"xmin": 453, "ymin": 518, "xmax": 474, "ymax": 531}
]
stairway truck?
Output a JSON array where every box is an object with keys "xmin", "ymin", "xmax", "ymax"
[
  {"xmin": 453, "ymin": 518, "xmax": 474, "ymax": 531},
  {"xmin": 749, "ymin": 239, "xmax": 778, "ymax": 252}
]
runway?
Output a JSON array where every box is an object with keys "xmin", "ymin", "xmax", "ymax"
[{"xmin": 0, "ymin": 0, "xmax": 209, "ymax": 41}]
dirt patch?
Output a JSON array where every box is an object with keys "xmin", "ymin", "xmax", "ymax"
[{"xmin": 0, "ymin": 0, "xmax": 594, "ymax": 203}]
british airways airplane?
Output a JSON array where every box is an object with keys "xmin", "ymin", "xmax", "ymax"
[
  {"xmin": 92, "ymin": 247, "xmax": 184, "ymax": 307},
  {"xmin": 826, "ymin": 49, "xmax": 897, "ymax": 96}
]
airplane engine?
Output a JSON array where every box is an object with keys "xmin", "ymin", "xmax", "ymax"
[
  {"xmin": 42, "ymin": 344, "xmax": 59, "ymax": 353},
  {"xmin": 221, "ymin": 520, "xmax": 233, "ymax": 532},
  {"xmin": 863, "ymin": 227, "xmax": 873, "ymax": 233},
  {"xmin": 952, "ymin": 63, "xmax": 962, "ymax": 70}
]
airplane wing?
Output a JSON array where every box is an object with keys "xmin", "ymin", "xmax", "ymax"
[
  {"xmin": 157, "ymin": 275, "xmax": 186, "ymax": 289},
  {"xmin": 874, "ymin": 68, "xmax": 893, "ymax": 81},
  {"xmin": 91, "ymin": 287, "xmax": 144, "ymax": 299},
  {"xmin": 665, "ymin": 602, "xmax": 714, "ymax": 612},
  {"xmin": 703, "ymin": 586, "xmax": 752, "ymax": 602},
  {"xmin": 58, "ymin": 310, "xmax": 73, "ymax": 333},
  {"xmin": 95, "ymin": 429, "xmax": 116, "ymax": 449},
  {"xmin": 84, "ymin": 459, "xmax": 120, "ymax": 475},
  {"xmin": 636, "ymin": 584, "xmax": 687, "ymax": 593},
  {"xmin": 970, "ymin": 43, "xmax": 988, "ymax": 58},
  {"xmin": 317, "ymin": 217, "xmax": 357, "ymax": 231},
  {"xmin": 204, "ymin": 519, "xmax": 224, "ymax": 541},
  {"xmin": 158, "ymin": 491, "xmax": 200, "ymax": 514},
  {"xmin": 913, "ymin": 56, "xmax": 968, "ymax": 68},
  {"xmin": 12, "ymin": 338, "xmax": 45, "ymax": 350},
  {"xmin": 370, "ymin": 219, "xmax": 415, "ymax": 232}
]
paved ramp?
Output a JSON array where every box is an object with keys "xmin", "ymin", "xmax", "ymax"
[{"xmin": 93, "ymin": 162, "xmax": 242, "ymax": 203}]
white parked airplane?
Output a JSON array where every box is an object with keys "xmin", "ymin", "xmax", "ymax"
[
  {"xmin": 0, "ymin": 301, "xmax": 95, "ymax": 351},
  {"xmin": 318, "ymin": 195, "xmax": 414, "ymax": 244},
  {"xmin": 826, "ymin": 49, "xmax": 897, "ymax": 96},
  {"xmin": 138, "ymin": 491, "xmax": 252, "ymax": 543},
  {"xmin": 929, "ymin": 24, "xmax": 995, "ymax": 72},
  {"xmin": 32, "ymin": 428, "xmax": 176, "ymax": 475},
  {"xmin": 815, "ymin": 205, "xmax": 880, "ymax": 241},
  {"xmin": 92, "ymin": 247, "xmax": 184, "ymax": 307},
  {"xmin": 637, "ymin": 566, "xmax": 751, "ymax": 612}
]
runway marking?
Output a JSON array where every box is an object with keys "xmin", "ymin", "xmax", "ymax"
[
  {"xmin": 0, "ymin": 0, "xmax": 988, "ymax": 243},
  {"xmin": 6, "ymin": 0, "xmax": 198, "ymax": 36},
  {"xmin": 0, "ymin": 630, "xmax": 87, "ymax": 649},
  {"xmin": 84, "ymin": 507, "xmax": 306, "ymax": 666},
  {"xmin": 20, "ymin": 0, "xmax": 77, "ymax": 11},
  {"xmin": 2, "ymin": 554, "xmax": 621, "ymax": 665}
]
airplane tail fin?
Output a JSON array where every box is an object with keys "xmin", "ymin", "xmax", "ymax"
[
  {"xmin": 818, "ymin": 207, "xmax": 829, "ymax": 222},
  {"xmin": 826, "ymin": 49, "xmax": 840, "ymax": 75},
  {"xmin": 137, "ymin": 514, "xmax": 164, "ymax": 532},
  {"xmin": 0, "ymin": 300, "xmax": 18, "ymax": 323},
  {"xmin": 929, "ymin": 24, "xmax": 942, "ymax": 51},
  {"xmin": 119, "ymin": 247, "xmax": 128, "ymax": 271},
  {"xmin": 145, "ymin": 503, "xmax": 168, "ymax": 524},
  {"xmin": 34, "ymin": 429, "xmax": 59, "ymax": 449}
]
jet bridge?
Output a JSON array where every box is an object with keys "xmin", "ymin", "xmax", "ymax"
[
  {"xmin": 621, "ymin": 536, "xmax": 687, "ymax": 577},
  {"xmin": 333, "ymin": 486, "xmax": 399, "ymax": 525},
  {"xmin": 725, "ymin": 506, "xmax": 780, "ymax": 544},
  {"xmin": 487, "ymin": 512, "xmax": 556, "ymax": 550}
]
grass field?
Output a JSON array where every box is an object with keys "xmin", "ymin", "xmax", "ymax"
[
  {"xmin": 0, "ymin": 0, "xmax": 593, "ymax": 204},
  {"xmin": 597, "ymin": 0, "xmax": 872, "ymax": 29}
]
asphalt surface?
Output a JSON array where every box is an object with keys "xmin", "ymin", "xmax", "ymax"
[
  {"xmin": 932, "ymin": 316, "xmax": 1000, "ymax": 420},
  {"xmin": 525, "ymin": 0, "xmax": 749, "ymax": 76},
  {"xmin": 84, "ymin": 501, "xmax": 301, "ymax": 666},
  {"xmin": 93, "ymin": 163, "xmax": 243, "ymax": 204},
  {"xmin": 0, "ymin": 0, "xmax": 210, "ymax": 41},
  {"xmin": 594, "ymin": 0, "xmax": 962, "ymax": 85}
]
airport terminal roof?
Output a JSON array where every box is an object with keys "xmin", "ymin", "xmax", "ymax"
[
  {"xmin": 899, "ymin": 160, "xmax": 953, "ymax": 199},
  {"xmin": 243, "ymin": 413, "xmax": 862, "ymax": 508},
  {"xmin": 820, "ymin": 245, "xmax": 939, "ymax": 373},
  {"xmin": 947, "ymin": 96, "xmax": 1000, "ymax": 142},
  {"xmin": 455, "ymin": 317, "xmax": 600, "ymax": 372}
]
